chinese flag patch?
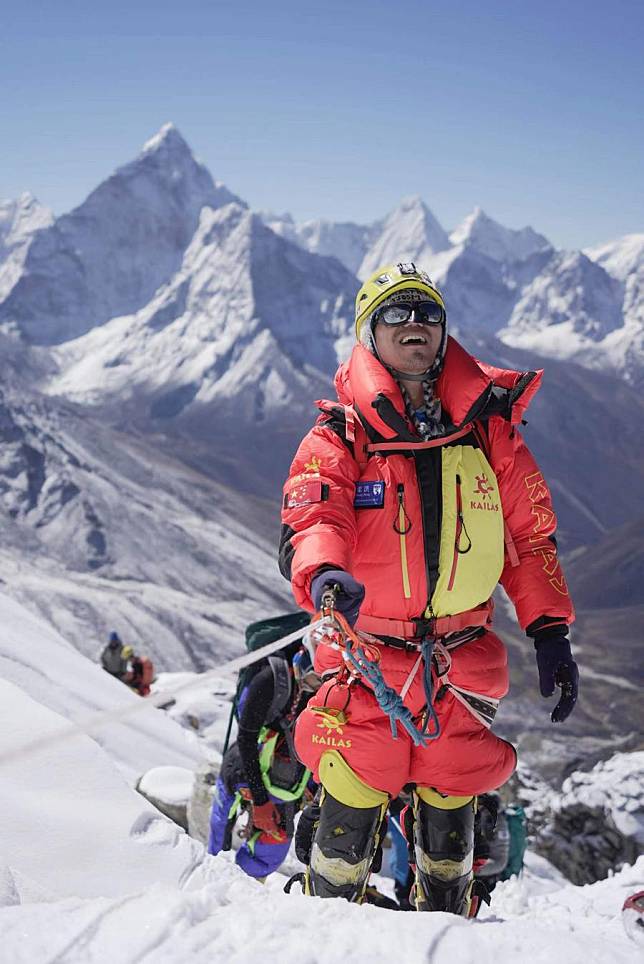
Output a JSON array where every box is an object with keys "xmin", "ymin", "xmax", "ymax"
[{"xmin": 286, "ymin": 479, "xmax": 323, "ymax": 508}]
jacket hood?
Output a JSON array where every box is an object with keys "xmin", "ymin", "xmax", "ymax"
[{"xmin": 334, "ymin": 338, "xmax": 542, "ymax": 437}]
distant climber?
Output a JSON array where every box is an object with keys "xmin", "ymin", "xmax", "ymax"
[
  {"xmin": 101, "ymin": 631, "xmax": 129, "ymax": 680},
  {"xmin": 100, "ymin": 631, "xmax": 154, "ymax": 697}
]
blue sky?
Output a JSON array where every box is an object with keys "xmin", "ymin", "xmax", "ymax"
[{"xmin": 2, "ymin": 0, "xmax": 642, "ymax": 249}]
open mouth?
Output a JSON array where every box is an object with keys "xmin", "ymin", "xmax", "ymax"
[{"xmin": 399, "ymin": 333, "xmax": 428, "ymax": 346}]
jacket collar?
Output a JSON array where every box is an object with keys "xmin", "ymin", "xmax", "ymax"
[{"xmin": 335, "ymin": 338, "xmax": 542, "ymax": 437}]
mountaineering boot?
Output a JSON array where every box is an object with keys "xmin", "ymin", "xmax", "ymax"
[
  {"xmin": 308, "ymin": 791, "xmax": 383, "ymax": 900},
  {"xmin": 306, "ymin": 750, "xmax": 388, "ymax": 902},
  {"xmin": 412, "ymin": 788, "xmax": 475, "ymax": 915}
]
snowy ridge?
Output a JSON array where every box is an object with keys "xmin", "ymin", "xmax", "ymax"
[
  {"xmin": 261, "ymin": 199, "xmax": 643, "ymax": 384},
  {"xmin": 2, "ymin": 122, "xmax": 642, "ymax": 381},
  {"xmin": 449, "ymin": 206, "xmax": 552, "ymax": 263}
]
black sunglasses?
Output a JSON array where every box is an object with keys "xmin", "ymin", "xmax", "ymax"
[{"xmin": 374, "ymin": 300, "xmax": 444, "ymax": 327}]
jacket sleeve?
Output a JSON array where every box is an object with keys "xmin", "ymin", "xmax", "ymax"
[
  {"xmin": 279, "ymin": 421, "xmax": 361, "ymax": 610},
  {"xmin": 486, "ymin": 418, "xmax": 575, "ymax": 631},
  {"xmin": 237, "ymin": 665, "xmax": 275, "ymax": 806}
]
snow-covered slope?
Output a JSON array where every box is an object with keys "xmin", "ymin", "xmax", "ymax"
[
  {"xmin": 0, "ymin": 383, "xmax": 292, "ymax": 671},
  {"xmin": 1, "ymin": 605, "xmax": 642, "ymax": 962},
  {"xmin": 0, "ymin": 124, "xmax": 241, "ymax": 344},
  {"xmin": 0, "ymin": 591, "xmax": 203, "ymax": 784}
]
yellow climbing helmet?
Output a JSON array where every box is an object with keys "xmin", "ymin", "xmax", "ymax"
[
  {"xmin": 355, "ymin": 262, "xmax": 445, "ymax": 341},
  {"xmin": 121, "ymin": 644, "xmax": 134, "ymax": 659}
]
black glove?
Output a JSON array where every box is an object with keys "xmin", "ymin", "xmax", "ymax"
[
  {"xmin": 310, "ymin": 569, "xmax": 365, "ymax": 627},
  {"xmin": 532, "ymin": 627, "xmax": 579, "ymax": 723}
]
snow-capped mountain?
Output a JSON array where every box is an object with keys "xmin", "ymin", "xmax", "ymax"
[
  {"xmin": 499, "ymin": 250, "xmax": 624, "ymax": 351},
  {"xmin": 358, "ymin": 194, "xmax": 451, "ymax": 279},
  {"xmin": 41, "ymin": 198, "xmax": 356, "ymax": 497},
  {"xmin": 0, "ymin": 192, "xmax": 53, "ymax": 301},
  {"xmin": 584, "ymin": 234, "xmax": 644, "ymax": 385},
  {"xmin": 262, "ymin": 199, "xmax": 643, "ymax": 386},
  {"xmin": 260, "ymin": 211, "xmax": 374, "ymax": 275},
  {"xmin": 0, "ymin": 124, "xmax": 241, "ymax": 344},
  {"xmin": 449, "ymin": 206, "xmax": 552, "ymax": 264}
]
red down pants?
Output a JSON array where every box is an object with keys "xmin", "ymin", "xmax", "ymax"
[{"xmin": 294, "ymin": 629, "xmax": 516, "ymax": 798}]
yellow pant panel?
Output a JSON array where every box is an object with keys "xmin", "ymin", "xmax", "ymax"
[
  {"xmin": 319, "ymin": 751, "xmax": 389, "ymax": 809},
  {"xmin": 415, "ymin": 787, "xmax": 474, "ymax": 809}
]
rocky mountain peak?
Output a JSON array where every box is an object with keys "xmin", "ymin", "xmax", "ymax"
[
  {"xmin": 140, "ymin": 122, "xmax": 189, "ymax": 156},
  {"xmin": 358, "ymin": 195, "xmax": 449, "ymax": 279},
  {"xmin": 0, "ymin": 127, "xmax": 242, "ymax": 345},
  {"xmin": 450, "ymin": 206, "xmax": 552, "ymax": 264},
  {"xmin": 0, "ymin": 193, "xmax": 52, "ymax": 250}
]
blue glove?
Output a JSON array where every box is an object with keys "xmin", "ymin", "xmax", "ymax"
[
  {"xmin": 533, "ymin": 628, "xmax": 579, "ymax": 723},
  {"xmin": 310, "ymin": 569, "xmax": 365, "ymax": 627}
]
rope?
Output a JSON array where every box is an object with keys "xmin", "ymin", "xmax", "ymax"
[
  {"xmin": 419, "ymin": 638, "xmax": 441, "ymax": 740},
  {"xmin": 343, "ymin": 644, "xmax": 428, "ymax": 747},
  {"xmin": 0, "ymin": 623, "xmax": 311, "ymax": 769},
  {"xmin": 328, "ymin": 610, "xmax": 441, "ymax": 748}
]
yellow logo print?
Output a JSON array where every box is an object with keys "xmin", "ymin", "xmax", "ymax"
[
  {"xmin": 304, "ymin": 455, "xmax": 322, "ymax": 474},
  {"xmin": 316, "ymin": 715, "xmax": 344, "ymax": 737}
]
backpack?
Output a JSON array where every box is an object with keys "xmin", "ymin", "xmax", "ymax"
[
  {"xmin": 501, "ymin": 805, "xmax": 528, "ymax": 880},
  {"xmin": 222, "ymin": 612, "xmax": 311, "ymax": 754}
]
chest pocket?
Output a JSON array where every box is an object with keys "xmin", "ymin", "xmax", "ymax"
[{"xmin": 432, "ymin": 445, "xmax": 505, "ymax": 616}]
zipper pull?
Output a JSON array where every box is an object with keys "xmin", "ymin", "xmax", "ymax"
[
  {"xmin": 455, "ymin": 474, "xmax": 472, "ymax": 553},
  {"xmin": 394, "ymin": 483, "xmax": 412, "ymax": 535}
]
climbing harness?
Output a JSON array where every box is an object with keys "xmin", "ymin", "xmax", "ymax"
[{"xmin": 306, "ymin": 589, "xmax": 441, "ymax": 748}]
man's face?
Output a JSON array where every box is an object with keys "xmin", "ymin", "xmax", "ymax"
[{"xmin": 373, "ymin": 311, "xmax": 442, "ymax": 375}]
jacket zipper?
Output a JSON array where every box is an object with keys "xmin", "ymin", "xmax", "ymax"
[
  {"xmin": 394, "ymin": 483, "xmax": 412, "ymax": 599},
  {"xmin": 447, "ymin": 474, "xmax": 471, "ymax": 591},
  {"xmin": 413, "ymin": 450, "xmax": 442, "ymax": 620}
]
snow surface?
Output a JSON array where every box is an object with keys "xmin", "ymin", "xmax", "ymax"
[
  {"xmin": 1, "ymin": 594, "xmax": 642, "ymax": 962},
  {"xmin": 0, "ymin": 590, "xmax": 204, "ymax": 783},
  {"xmin": 138, "ymin": 766, "xmax": 195, "ymax": 806}
]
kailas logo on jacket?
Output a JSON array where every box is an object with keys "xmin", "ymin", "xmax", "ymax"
[
  {"xmin": 474, "ymin": 474, "xmax": 494, "ymax": 499},
  {"xmin": 471, "ymin": 473, "xmax": 499, "ymax": 512}
]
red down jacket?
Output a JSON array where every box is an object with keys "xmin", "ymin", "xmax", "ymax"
[{"xmin": 280, "ymin": 338, "xmax": 574, "ymax": 796}]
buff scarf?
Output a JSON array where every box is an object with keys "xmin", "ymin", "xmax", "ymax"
[{"xmin": 400, "ymin": 380, "xmax": 445, "ymax": 438}]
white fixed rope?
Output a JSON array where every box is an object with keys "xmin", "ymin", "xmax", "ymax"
[{"xmin": 0, "ymin": 623, "xmax": 311, "ymax": 768}]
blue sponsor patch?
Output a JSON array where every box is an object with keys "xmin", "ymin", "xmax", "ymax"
[{"xmin": 354, "ymin": 480, "xmax": 386, "ymax": 509}]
